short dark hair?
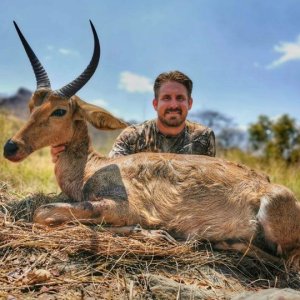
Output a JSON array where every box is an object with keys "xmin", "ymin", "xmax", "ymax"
[{"xmin": 153, "ymin": 70, "xmax": 193, "ymax": 98}]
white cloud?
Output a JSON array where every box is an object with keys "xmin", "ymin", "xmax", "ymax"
[
  {"xmin": 118, "ymin": 71, "xmax": 152, "ymax": 93},
  {"xmin": 46, "ymin": 45, "xmax": 79, "ymax": 57},
  {"xmin": 58, "ymin": 48, "xmax": 79, "ymax": 56},
  {"xmin": 91, "ymin": 98, "xmax": 108, "ymax": 107},
  {"xmin": 90, "ymin": 98, "xmax": 121, "ymax": 117},
  {"xmin": 267, "ymin": 35, "xmax": 300, "ymax": 69}
]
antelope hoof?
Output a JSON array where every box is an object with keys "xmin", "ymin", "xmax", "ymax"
[
  {"xmin": 44, "ymin": 217, "xmax": 67, "ymax": 227},
  {"xmin": 33, "ymin": 204, "xmax": 72, "ymax": 226},
  {"xmin": 132, "ymin": 226, "xmax": 177, "ymax": 244}
]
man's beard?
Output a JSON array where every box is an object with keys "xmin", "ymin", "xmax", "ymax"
[{"xmin": 159, "ymin": 109, "xmax": 185, "ymax": 127}]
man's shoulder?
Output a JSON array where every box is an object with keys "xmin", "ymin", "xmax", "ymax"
[
  {"xmin": 118, "ymin": 119, "xmax": 156, "ymax": 137},
  {"xmin": 134, "ymin": 119, "xmax": 156, "ymax": 127},
  {"xmin": 185, "ymin": 120, "xmax": 213, "ymax": 134},
  {"xmin": 185, "ymin": 120, "xmax": 216, "ymax": 156},
  {"xmin": 127, "ymin": 119, "xmax": 156, "ymax": 132}
]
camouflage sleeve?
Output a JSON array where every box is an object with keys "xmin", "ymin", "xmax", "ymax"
[
  {"xmin": 189, "ymin": 125, "xmax": 216, "ymax": 157},
  {"xmin": 206, "ymin": 130, "xmax": 216, "ymax": 157},
  {"xmin": 108, "ymin": 126, "xmax": 139, "ymax": 158}
]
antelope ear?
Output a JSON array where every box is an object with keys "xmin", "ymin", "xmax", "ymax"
[{"xmin": 73, "ymin": 97, "xmax": 128, "ymax": 130}]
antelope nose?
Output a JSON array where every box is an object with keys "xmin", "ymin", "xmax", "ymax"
[{"xmin": 3, "ymin": 139, "xmax": 19, "ymax": 157}]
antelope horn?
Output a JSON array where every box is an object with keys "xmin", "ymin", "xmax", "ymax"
[
  {"xmin": 14, "ymin": 21, "xmax": 51, "ymax": 90},
  {"xmin": 54, "ymin": 20, "xmax": 100, "ymax": 99}
]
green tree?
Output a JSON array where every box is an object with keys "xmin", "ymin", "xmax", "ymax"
[
  {"xmin": 248, "ymin": 115, "xmax": 272, "ymax": 151},
  {"xmin": 248, "ymin": 114, "xmax": 300, "ymax": 162}
]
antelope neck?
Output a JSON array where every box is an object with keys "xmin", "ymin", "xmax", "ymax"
[{"xmin": 54, "ymin": 121, "xmax": 105, "ymax": 201}]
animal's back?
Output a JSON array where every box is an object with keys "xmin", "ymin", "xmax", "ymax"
[{"xmin": 89, "ymin": 153, "xmax": 271, "ymax": 240}]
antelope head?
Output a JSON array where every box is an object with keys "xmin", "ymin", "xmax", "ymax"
[{"xmin": 4, "ymin": 21, "xmax": 127, "ymax": 162}]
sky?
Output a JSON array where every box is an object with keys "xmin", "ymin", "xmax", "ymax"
[{"xmin": 1, "ymin": 0, "xmax": 300, "ymax": 129}]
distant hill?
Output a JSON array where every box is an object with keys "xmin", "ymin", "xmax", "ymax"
[
  {"xmin": 0, "ymin": 88, "xmax": 123, "ymax": 155},
  {"xmin": 0, "ymin": 88, "xmax": 32, "ymax": 119}
]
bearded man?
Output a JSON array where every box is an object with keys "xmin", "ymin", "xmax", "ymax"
[
  {"xmin": 108, "ymin": 70, "xmax": 216, "ymax": 157},
  {"xmin": 51, "ymin": 71, "xmax": 216, "ymax": 160}
]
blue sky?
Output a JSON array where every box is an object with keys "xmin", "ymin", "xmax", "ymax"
[{"xmin": 1, "ymin": 0, "xmax": 300, "ymax": 128}]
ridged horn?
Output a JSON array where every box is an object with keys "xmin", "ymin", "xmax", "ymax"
[
  {"xmin": 54, "ymin": 20, "xmax": 100, "ymax": 99},
  {"xmin": 13, "ymin": 21, "xmax": 51, "ymax": 90}
]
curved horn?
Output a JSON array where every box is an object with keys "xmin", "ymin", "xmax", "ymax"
[
  {"xmin": 13, "ymin": 21, "xmax": 51, "ymax": 90},
  {"xmin": 54, "ymin": 20, "xmax": 100, "ymax": 99}
]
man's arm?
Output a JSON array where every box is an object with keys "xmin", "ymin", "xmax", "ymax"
[
  {"xmin": 108, "ymin": 126, "xmax": 139, "ymax": 158},
  {"xmin": 206, "ymin": 130, "xmax": 216, "ymax": 157},
  {"xmin": 187, "ymin": 123, "xmax": 216, "ymax": 157}
]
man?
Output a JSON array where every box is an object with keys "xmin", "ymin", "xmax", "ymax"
[{"xmin": 51, "ymin": 71, "xmax": 216, "ymax": 161}]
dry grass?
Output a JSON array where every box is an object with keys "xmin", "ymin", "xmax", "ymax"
[
  {"xmin": 0, "ymin": 112, "xmax": 119, "ymax": 195},
  {"xmin": 221, "ymin": 149, "xmax": 300, "ymax": 200},
  {"xmin": 0, "ymin": 112, "xmax": 58, "ymax": 194},
  {"xmin": 1, "ymin": 112, "xmax": 300, "ymax": 298},
  {"xmin": 0, "ymin": 189, "xmax": 299, "ymax": 299}
]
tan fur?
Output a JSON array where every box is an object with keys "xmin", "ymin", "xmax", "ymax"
[{"xmin": 5, "ymin": 91, "xmax": 300, "ymax": 270}]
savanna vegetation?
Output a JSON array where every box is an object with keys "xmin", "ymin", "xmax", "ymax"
[
  {"xmin": 1, "ymin": 110, "xmax": 300, "ymax": 198},
  {"xmin": 0, "ymin": 111, "xmax": 121, "ymax": 195},
  {"xmin": 1, "ymin": 110, "xmax": 300, "ymax": 299},
  {"xmin": 192, "ymin": 110, "xmax": 300, "ymax": 199}
]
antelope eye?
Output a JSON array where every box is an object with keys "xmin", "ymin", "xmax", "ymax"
[{"xmin": 51, "ymin": 109, "xmax": 67, "ymax": 117}]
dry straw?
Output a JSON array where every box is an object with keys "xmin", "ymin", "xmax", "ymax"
[{"xmin": 0, "ymin": 190, "xmax": 299, "ymax": 299}]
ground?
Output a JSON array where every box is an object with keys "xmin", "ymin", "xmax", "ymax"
[{"xmin": 0, "ymin": 184, "xmax": 300, "ymax": 299}]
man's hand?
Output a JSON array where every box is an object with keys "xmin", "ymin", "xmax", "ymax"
[{"xmin": 51, "ymin": 145, "xmax": 66, "ymax": 163}]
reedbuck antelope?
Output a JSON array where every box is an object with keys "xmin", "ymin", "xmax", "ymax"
[{"xmin": 4, "ymin": 21, "xmax": 300, "ymax": 270}]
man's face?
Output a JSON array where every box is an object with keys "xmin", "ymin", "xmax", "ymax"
[{"xmin": 153, "ymin": 81, "xmax": 193, "ymax": 127}]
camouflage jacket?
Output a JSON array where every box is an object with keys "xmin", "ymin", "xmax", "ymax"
[{"xmin": 109, "ymin": 119, "xmax": 216, "ymax": 158}]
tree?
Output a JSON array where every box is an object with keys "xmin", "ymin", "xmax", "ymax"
[
  {"xmin": 190, "ymin": 110, "xmax": 232, "ymax": 130},
  {"xmin": 248, "ymin": 115, "xmax": 272, "ymax": 151},
  {"xmin": 248, "ymin": 114, "xmax": 300, "ymax": 162},
  {"xmin": 272, "ymin": 114, "xmax": 299, "ymax": 158},
  {"xmin": 190, "ymin": 110, "xmax": 246, "ymax": 150}
]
